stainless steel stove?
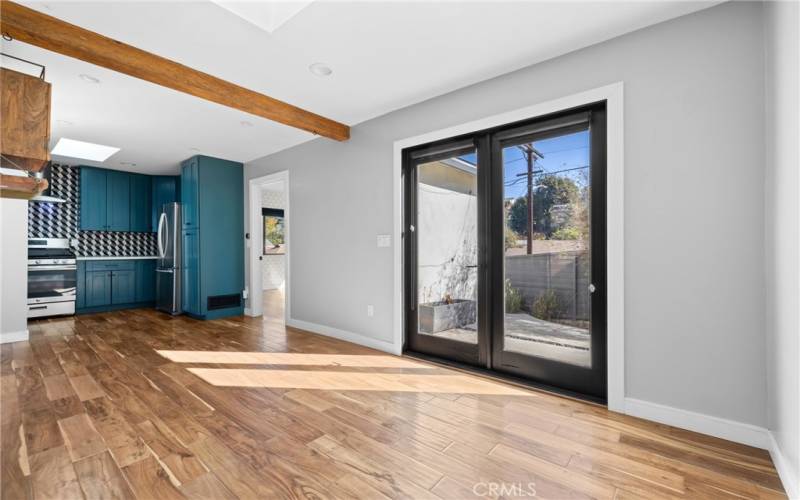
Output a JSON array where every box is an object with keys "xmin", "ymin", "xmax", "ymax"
[{"xmin": 28, "ymin": 238, "xmax": 77, "ymax": 318}]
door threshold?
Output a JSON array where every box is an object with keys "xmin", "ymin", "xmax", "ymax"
[{"xmin": 403, "ymin": 350, "xmax": 606, "ymax": 407}]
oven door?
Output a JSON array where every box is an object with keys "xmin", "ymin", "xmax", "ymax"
[{"xmin": 28, "ymin": 265, "xmax": 77, "ymax": 304}]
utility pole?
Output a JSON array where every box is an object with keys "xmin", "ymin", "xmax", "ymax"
[{"xmin": 515, "ymin": 144, "xmax": 544, "ymax": 254}]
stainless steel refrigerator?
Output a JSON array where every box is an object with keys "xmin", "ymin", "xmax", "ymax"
[{"xmin": 156, "ymin": 202, "xmax": 182, "ymax": 315}]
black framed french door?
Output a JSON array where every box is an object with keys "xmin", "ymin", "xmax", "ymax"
[{"xmin": 403, "ymin": 102, "xmax": 607, "ymax": 401}]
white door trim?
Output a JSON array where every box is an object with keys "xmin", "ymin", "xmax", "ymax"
[
  {"xmin": 247, "ymin": 170, "xmax": 290, "ymax": 323},
  {"xmin": 392, "ymin": 82, "xmax": 625, "ymax": 411}
]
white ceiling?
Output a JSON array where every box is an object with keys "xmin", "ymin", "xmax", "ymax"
[{"xmin": 1, "ymin": 1, "xmax": 719, "ymax": 175}]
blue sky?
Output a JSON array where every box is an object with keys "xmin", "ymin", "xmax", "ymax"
[{"xmin": 459, "ymin": 130, "xmax": 590, "ymax": 199}]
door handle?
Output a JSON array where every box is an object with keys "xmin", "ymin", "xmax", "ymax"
[
  {"xmin": 156, "ymin": 269, "xmax": 174, "ymax": 274},
  {"xmin": 588, "ymin": 283, "xmax": 596, "ymax": 293},
  {"xmin": 157, "ymin": 212, "xmax": 167, "ymax": 258}
]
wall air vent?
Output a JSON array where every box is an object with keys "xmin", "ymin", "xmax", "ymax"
[{"xmin": 207, "ymin": 293, "xmax": 241, "ymax": 311}]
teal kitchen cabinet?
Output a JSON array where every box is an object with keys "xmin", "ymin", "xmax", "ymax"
[
  {"xmin": 180, "ymin": 158, "xmax": 199, "ymax": 230},
  {"xmin": 75, "ymin": 261, "xmax": 86, "ymax": 309},
  {"xmin": 111, "ymin": 269, "xmax": 136, "ymax": 304},
  {"xmin": 135, "ymin": 259, "xmax": 156, "ymax": 303},
  {"xmin": 85, "ymin": 271, "xmax": 112, "ymax": 307},
  {"xmin": 79, "ymin": 167, "xmax": 108, "ymax": 231},
  {"xmin": 130, "ymin": 174, "xmax": 152, "ymax": 232},
  {"xmin": 77, "ymin": 259, "xmax": 156, "ymax": 313},
  {"xmin": 180, "ymin": 155, "xmax": 244, "ymax": 319},
  {"xmin": 151, "ymin": 175, "xmax": 179, "ymax": 229},
  {"xmin": 80, "ymin": 167, "xmax": 155, "ymax": 233},
  {"xmin": 181, "ymin": 228, "xmax": 200, "ymax": 315},
  {"xmin": 106, "ymin": 170, "xmax": 131, "ymax": 231}
]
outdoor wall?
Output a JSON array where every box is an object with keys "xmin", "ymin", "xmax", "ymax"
[
  {"xmin": 417, "ymin": 183, "xmax": 477, "ymax": 305},
  {"xmin": 245, "ymin": 2, "xmax": 767, "ymax": 426},
  {"xmin": 764, "ymin": 0, "xmax": 800, "ymax": 494},
  {"xmin": 1, "ymin": 198, "xmax": 29, "ymax": 343}
]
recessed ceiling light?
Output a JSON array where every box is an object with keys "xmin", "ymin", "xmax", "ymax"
[
  {"xmin": 56, "ymin": 119, "xmax": 74, "ymax": 126},
  {"xmin": 51, "ymin": 138, "xmax": 120, "ymax": 161},
  {"xmin": 120, "ymin": 161, "xmax": 137, "ymax": 167},
  {"xmin": 79, "ymin": 74, "xmax": 100, "ymax": 84},
  {"xmin": 309, "ymin": 62, "xmax": 332, "ymax": 77},
  {"xmin": 240, "ymin": 120, "xmax": 254, "ymax": 128},
  {"xmin": 188, "ymin": 147, "xmax": 201, "ymax": 152}
]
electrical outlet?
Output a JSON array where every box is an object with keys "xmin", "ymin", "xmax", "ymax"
[
  {"xmin": 367, "ymin": 305, "xmax": 374, "ymax": 317},
  {"xmin": 376, "ymin": 234, "xmax": 391, "ymax": 248}
]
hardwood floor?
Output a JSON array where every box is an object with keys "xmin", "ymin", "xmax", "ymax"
[{"xmin": 1, "ymin": 291, "xmax": 785, "ymax": 499}]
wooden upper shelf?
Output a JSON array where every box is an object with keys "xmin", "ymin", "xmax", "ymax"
[
  {"xmin": 0, "ymin": 0, "xmax": 350, "ymax": 141},
  {"xmin": 1, "ymin": 67, "xmax": 51, "ymax": 172}
]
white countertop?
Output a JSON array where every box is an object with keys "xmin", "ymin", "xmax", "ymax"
[{"xmin": 76, "ymin": 256, "xmax": 158, "ymax": 260}]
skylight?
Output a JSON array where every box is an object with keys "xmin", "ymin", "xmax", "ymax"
[
  {"xmin": 210, "ymin": 1, "xmax": 313, "ymax": 33},
  {"xmin": 51, "ymin": 138, "xmax": 120, "ymax": 162}
]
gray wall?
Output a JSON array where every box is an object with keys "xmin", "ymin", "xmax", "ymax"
[
  {"xmin": 765, "ymin": 0, "xmax": 799, "ymax": 490},
  {"xmin": 246, "ymin": 2, "xmax": 767, "ymax": 426}
]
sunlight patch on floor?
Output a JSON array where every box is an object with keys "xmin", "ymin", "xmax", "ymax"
[
  {"xmin": 188, "ymin": 368, "xmax": 532, "ymax": 395},
  {"xmin": 156, "ymin": 351, "xmax": 431, "ymax": 369}
]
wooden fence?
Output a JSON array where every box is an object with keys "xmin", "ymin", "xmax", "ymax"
[{"xmin": 505, "ymin": 251, "xmax": 590, "ymax": 321}]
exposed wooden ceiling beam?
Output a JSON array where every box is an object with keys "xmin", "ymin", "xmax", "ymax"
[
  {"xmin": 0, "ymin": 0, "xmax": 350, "ymax": 141},
  {"xmin": 0, "ymin": 173, "xmax": 47, "ymax": 199}
]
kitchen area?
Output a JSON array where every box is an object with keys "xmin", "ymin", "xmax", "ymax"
[
  {"xmin": 0, "ymin": 57, "xmax": 245, "ymax": 338},
  {"xmin": 22, "ymin": 158, "xmax": 244, "ymax": 324}
]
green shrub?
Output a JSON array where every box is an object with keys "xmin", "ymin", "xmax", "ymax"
[
  {"xmin": 505, "ymin": 280, "xmax": 523, "ymax": 313},
  {"xmin": 551, "ymin": 226, "xmax": 582, "ymax": 240},
  {"xmin": 532, "ymin": 290, "xmax": 561, "ymax": 320},
  {"xmin": 504, "ymin": 227, "xmax": 519, "ymax": 251}
]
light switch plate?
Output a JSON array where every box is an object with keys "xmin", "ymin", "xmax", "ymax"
[{"xmin": 376, "ymin": 234, "xmax": 391, "ymax": 248}]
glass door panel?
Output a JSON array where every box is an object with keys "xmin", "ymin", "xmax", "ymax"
[
  {"xmin": 490, "ymin": 105, "xmax": 606, "ymax": 399},
  {"xmin": 405, "ymin": 142, "xmax": 483, "ymax": 366},
  {"xmin": 501, "ymin": 129, "xmax": 592, "ymax": 367}
]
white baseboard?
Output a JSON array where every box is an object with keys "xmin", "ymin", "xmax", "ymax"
[
  {"xmin": 0, "ymin": 329, "xmax": 29, "ymax": 344},
  {"xmin": 624, "ymin": 397, "xmax": 769, "ymax": 449},
  {"xmin": 286, "ymin": 318, "xmax": 401, "ymax": 356},
  {"xmin": 768, "ymin": 432, "xmax": 800, "ymax": 499}
]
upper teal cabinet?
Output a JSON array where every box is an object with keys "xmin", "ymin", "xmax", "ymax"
[
  {"xmin": 80, "ymin": 167, "xmax": 154, "ymax": 233},
  {"xmin": 79, "ymin": 167, "xmax": 108, "ymax": 231},
  {"xmin": 107, "ymin": 170, "xmax": 131, "ymax": 231},
  {"xmin": 130, "ymin": 174, "xmax": 152, "ymax": 232},
  {"xmin": 151, "ymin": 175, "xmax": 179, "ymax": 229},
  {"xmin": 180, "ymin": 158, "xmax": 199, "ymax": 229}
]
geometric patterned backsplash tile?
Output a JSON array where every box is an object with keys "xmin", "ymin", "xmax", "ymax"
[{"xmin": 28, "ymin": 164, "xmax": 157, "ymax": 257}]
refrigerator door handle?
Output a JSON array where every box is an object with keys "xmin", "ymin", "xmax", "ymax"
[{"xmin": 157, "ymin": 212, "xmax": 167, "ymax": 259}]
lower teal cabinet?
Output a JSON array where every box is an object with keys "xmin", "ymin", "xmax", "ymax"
[
  {"xmin": 78, "ymin": 259, "xmax": 157, "ymax": 312},
  {"xmin": 182, "ymin": 229, "xmax": 200, "ymax": 315},
  {"xmin": 111, "ymin": 270, "xmax": 136, "ymax": 305},
  {"xmin": 135, "ymin": 260, "xmax": 156, "ymax": 302},
  {"xmin": 86, "ymin": 271, "xmax": 112, "ymax": 307},
  {"xmin": 76, "ymin": 261, "xmax": 86, "ymax": 309}
]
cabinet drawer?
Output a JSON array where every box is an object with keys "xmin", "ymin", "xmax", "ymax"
[{"xmin": 86, "ymin": 260, "xmax": 136, "ymax": 271}]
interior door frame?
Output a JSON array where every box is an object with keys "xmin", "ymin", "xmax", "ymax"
[
  {"xmin": 246, "ymin": 170, "xmax": 290, "ymax": 322},
  {"xmin": 394, "ymin": 83, "xmax": 625, "ymax": 410}
]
